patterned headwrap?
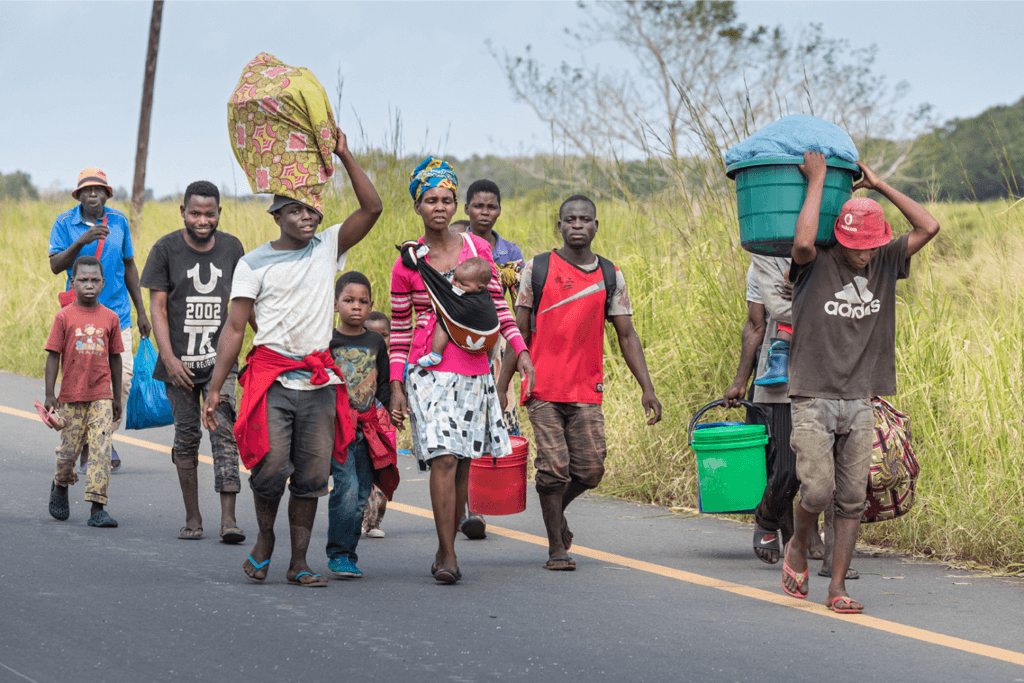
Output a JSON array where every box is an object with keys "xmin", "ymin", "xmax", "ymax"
[{"xmin": 409, "ymin": 156, "xmax": 458, "ymax": 201}]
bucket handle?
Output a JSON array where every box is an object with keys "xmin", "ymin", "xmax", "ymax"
[{"xmin": 687, "ymin": 399, "xmax": 772, "ymax": 447}]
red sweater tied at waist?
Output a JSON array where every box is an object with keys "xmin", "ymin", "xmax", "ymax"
[
  {"xmin": 354, "ymin": 404, "xmax": 401, "ymax": 500},
  {"xmin": 234, "ymin": 345, "xmax": 356, "ymax": 470}
]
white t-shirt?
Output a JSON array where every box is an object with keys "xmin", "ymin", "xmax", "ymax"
[{"xmin": 231, "ymin": 223, "xmax": 348, "ymax": 390}]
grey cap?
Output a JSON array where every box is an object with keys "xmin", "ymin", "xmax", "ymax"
[{"xmin": 266, "ymin": 194, "xmax": 323, "ymax": 219}]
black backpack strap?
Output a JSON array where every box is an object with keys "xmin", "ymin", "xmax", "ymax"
[
  {"xmin": 529, "ymin": 251, "xmax": 551, "ymax": 333},
  {"xmin": 597, "ymin": 256, "xmax": 617, "ymax": 321}
]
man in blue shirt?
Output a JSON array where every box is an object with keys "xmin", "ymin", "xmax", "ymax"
[{"xmin": 49, "ymin": 168, "xmax": 151, "ymax": 472}]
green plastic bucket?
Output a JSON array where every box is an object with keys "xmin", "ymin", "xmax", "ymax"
[
  {"xmin": 726, "ymin": 156, "xmax": 862, "ymax": 257},
  {"xmin": 688, "ymin": 399, "xmax": 771, "ymax": 514},
  {"xmin": 692, "ymin": 434, "xmax": 769, "ymax": 513},
  {"xmin": 692, "ymin": 424, "xmax": 765, "ymax": 444}
]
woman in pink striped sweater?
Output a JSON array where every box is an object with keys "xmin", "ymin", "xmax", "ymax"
[{"xmin": 389, "ymin": 157, "xmax": 535, "ymax": 584}]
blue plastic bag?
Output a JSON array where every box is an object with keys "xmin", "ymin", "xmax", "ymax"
[{"xmin": 125, "ymin": 337, "xmax": 174, "ymax": 430}]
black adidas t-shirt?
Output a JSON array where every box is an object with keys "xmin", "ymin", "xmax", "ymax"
[
  {"xmin": 141, "ymin": 230, "xmax": 245, "ymax": 384},
  {"xmin": 788, "ymin": 233, "xmax": 910, "ymax": 399}
]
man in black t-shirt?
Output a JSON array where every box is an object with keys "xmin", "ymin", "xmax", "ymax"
[
  {"xmin": 141, "ymin": 181, "xmax": 247, "ymax": 543},
  {"xmin": 780, "ymin": 152, "xmax": 940, "ymax": 614}
]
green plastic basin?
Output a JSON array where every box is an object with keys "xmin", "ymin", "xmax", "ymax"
[{"xmin": 726, "ymin": 156, "xmax": 862, "ymax": 257}]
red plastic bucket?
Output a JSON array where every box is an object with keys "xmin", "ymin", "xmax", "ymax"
[{"xmin": 468, "ymin": 436, "xmax": 529, "ymax": 515}]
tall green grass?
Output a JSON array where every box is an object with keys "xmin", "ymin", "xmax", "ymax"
[{"xmin": 2, "ymin": 173, "xmax": 1022, "ymax": 573}]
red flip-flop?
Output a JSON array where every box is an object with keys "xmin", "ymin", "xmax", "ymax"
[
  {"xmin": 826, "ymin": 596, "xmax": 864, "ymax": 614},
  {"xmin": 782, "ymin": 558, "xmax": 809, "ymax": 599},
  {"xmin": 34, "ymin": 400, "xmax": 65, "ymax": 430}
]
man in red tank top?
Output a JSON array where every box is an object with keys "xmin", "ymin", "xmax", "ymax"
[{"xmin": 500, "ymin": 195, "xmax": 662, "ymax": 571}]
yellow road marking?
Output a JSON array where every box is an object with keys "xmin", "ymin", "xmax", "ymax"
[{"xmin": 5, "ymin": 402, "xmax": 1023, "ymax": 668}]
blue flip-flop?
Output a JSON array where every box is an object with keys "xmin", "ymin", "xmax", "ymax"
[
  {"xmin": 49, "ymin": 482, "xmax": 69, "ymax": 521},
  {"xmin": 288, "ymin": 571, "xmax": 328, "ymax": 587},
  {"xmin": 243, "ymin": 554, "xmax": 270, "ymax": 583}
]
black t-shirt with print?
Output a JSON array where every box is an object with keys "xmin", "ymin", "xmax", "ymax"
[
  {"xmin": 788, "ymin": 233, "xmax": 910, "ymax": 399},
  {"xmin": 140, "ymin": 230, "xmax": 245, "ymax": 385},
  {"xmin": 329, "ymin": 329, "xmax": 391, "ymax": 413}
]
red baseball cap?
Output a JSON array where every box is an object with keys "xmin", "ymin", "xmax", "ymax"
[{"xmin": 834, "ymin": 197, "xmax": 891, "ymax": 250}]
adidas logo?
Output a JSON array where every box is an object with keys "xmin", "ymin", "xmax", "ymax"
[{"xmin": 824, "ymin": 276, "xmax": 881, "ymax": 318}]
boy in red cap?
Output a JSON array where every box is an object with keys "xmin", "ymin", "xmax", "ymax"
[{"xmin": 780, "ymin": 151, "xmax": 939, "ymax": 613}]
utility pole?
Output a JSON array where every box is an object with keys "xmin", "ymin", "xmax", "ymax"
[{"xmin": 130, "ymin": 0, "xmax": 163, "ymax": 234}]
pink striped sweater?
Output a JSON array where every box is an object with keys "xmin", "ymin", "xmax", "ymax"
[{"xmin": 389, "ymin": 233, "xmax": 527, "ymax": 379}]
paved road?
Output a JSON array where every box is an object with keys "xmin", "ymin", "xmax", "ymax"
[{"xmin": 1, "ymin": 370, "xmax": 1021, "ymax": 683}]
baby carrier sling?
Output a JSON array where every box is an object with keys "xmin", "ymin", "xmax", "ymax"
[{"xmin": 396, "ymin": 234, "xmax": 501, "ymax": 355}]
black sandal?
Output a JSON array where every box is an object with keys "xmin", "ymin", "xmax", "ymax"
[
  {"xmin": 49, "ymin": 482, "xmax": 69, "ymax": 521},
  {"xmin": 753, "ymin": 528, "xmax": 781, "ymax": 564}
]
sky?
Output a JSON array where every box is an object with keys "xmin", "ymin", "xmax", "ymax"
[{"xmin": 2, "ymin": 0, "xmax": 1023, "ymax": 197}]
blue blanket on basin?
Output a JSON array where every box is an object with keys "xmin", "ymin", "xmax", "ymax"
[{"xmin": 725, "ymin": 114, "xmax": 858, "ymax": 166}]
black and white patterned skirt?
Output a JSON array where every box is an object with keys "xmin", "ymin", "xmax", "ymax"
[{"xmin": 407, "ymin": 366, "xmax": 512, "ymax": 468}]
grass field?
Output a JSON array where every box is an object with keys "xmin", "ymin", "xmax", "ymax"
[{"xmin": 2, "ymin": 179, "xmax": 1021, "ymax": 574}]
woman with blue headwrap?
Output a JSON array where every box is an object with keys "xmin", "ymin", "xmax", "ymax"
[{"xmin": 389, "ymin": 157, "xmax": 535, "ymax": 584}]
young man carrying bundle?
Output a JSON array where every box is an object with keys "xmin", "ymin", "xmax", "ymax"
[{"xmin": 203, "ymin": 129, "xmax": 382, "ymax": 586}]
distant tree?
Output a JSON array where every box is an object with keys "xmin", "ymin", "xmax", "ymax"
[
  {"xmin": 896, "ymin": 97, "xmax": 1024, "ymax": 201},
  {"xmin": 0, "ymin": 171, "xmax": 40, "ymax": 201},
  {"xmin": 493, "ymin": 1, "xmax": 931, "ymax": 223}
]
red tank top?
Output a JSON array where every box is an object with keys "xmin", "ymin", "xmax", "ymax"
[{"xmin": 525, "ymin": 251, "xmax": 607, "ymax": 404}]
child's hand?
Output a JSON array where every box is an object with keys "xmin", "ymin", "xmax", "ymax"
[
  {"xmin": 111, "ymin": 399, "xmax": 122, "ymax": 423},
  {"xmin": 333, "ymin": 127, "xmax": 350, "ymax": 158},
  {"xmin": 852, "ymin": 162, "xmax": 883, "ymax": 192},
  {"xmin": 389, "ymin": 383, "xmax": 408, "ymax": 430},
  {"xmin": 798, "ymin": 151, "xmax": 828, "ymax": 182}
]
